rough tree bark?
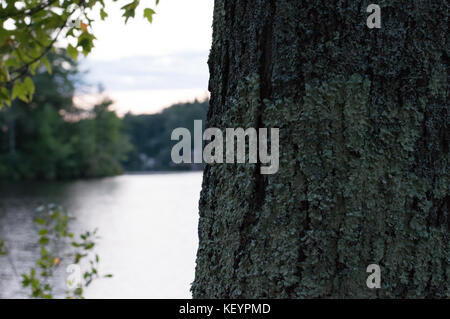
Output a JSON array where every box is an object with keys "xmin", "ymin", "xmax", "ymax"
[{"xmin": 192, "ymin": 0, "xmax": 449, "ymax": 298}]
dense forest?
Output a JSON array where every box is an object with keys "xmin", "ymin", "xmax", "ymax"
[
  {"xmin": 0, "ymin": 51, "xmax": 207, "ymax": 181},
  {"xmin": 123, "ymin": 100, "xmax": 207, "ymax": 172}
]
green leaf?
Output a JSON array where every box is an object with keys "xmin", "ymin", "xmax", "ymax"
[
  {"xmin": 38, "ymin": 229, "xmax": 48, "ymax": 236},
  {"xmin": 40, "ymin": 247, "xmax": 48, "ymax": 256},
  {"xmin": 35, "ymin": 218, "xmax": 46, "ymax": 225},
  {"xmin": 24, "ymin": 77, "xmax": 35, "ymax": 98},
  {"xmin": 100, "ymin": 8, "xmax": 108, "ymax": 20},
  {"xmin": 67, "ymin": 44, "xmax": 79, "ymax": 61},
  {"xmin": 30, "ymin": 61, "xmax": 40, "ymax": 75},
  {"xmin": 0, "ymin": 240, "xmax": 7, "ymax": 255},
  {"xmin": 121, "ymin": 0, "xmax": 139, "ymax": 23},
  {"xmin": 11, "ymin": 81, "xmax": 25, "ymax": 101},
  {"xmin": 41, "ymin": 56, "xmax": 52, "ymax": 74},
  {"xmin": 84, "ymin": 242, "xmax": 95, "ymax": 250},
  {"xmin": 143, "ymin": 8, "xmax": 155, "ymax": 23},
  {"xmin": 77, "ymin": 32, "xmax": 96, "ymax": 56},
  {"xmin": 39, "ymin": 237, "xmax": 49, "ymax": 245},
  {"xmin": 0, "ymin": 87, "xmax": 11, "ymax": 107},
  {"xmin": 11, "ymin": 77, "xmax": 34, "ymax": 103}
]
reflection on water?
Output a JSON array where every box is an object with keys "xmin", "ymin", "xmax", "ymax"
[{"xmin": 0, "ymin": 172, "xmax": 202, "ymax": 299}]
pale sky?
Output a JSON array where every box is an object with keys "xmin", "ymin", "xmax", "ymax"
[{"xmin": 74, "ymin": 0, "xmax": 214, "ymax": 115}]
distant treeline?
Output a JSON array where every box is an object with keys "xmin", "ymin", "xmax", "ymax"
[
  {"xmin": 122, "ymin": 100, "xmax": 207, "ymax": 172},
  {"xmin": 0, "ymin": 50, "xmax": 207, "ymax": 181}
]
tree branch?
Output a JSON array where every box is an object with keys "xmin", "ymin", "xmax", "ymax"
[{"xmin": 0, "ymin": 0, "xmax": 59, "ymax": 20}]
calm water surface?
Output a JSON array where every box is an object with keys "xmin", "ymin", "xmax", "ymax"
[{"xmin": 0, "ymin": 172, "xmax": 202, "ymax": 299}]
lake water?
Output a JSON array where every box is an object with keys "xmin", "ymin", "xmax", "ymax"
[{"xmin": 0, "ymin": 172, "xmax": 202, "ymax": 299}]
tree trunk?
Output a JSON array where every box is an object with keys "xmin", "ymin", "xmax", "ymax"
[{"xmin": 193, "ymin": 0, "xmax": 449, "ymax": 298}]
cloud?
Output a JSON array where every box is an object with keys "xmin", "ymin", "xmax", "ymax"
[
  {"xmin": 80, "ymin": 52, "xmax": 209, "ymax": 91},
  {"xmin": 73, "ymin": 0, "xmax": 213, "ymax": 114},
  {"xmin": 86, "ymin": 0, "xmax": 213, "ymax": 60}
]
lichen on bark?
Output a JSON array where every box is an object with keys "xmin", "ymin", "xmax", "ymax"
[{"xmin": 192, "ymin": 0, "xmax": 449, "ymax": 298}]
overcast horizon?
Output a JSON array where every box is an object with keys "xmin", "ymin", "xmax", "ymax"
[{"xmin": 73, "ymin": 0, "xmax": 213, "ymax": 115}]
